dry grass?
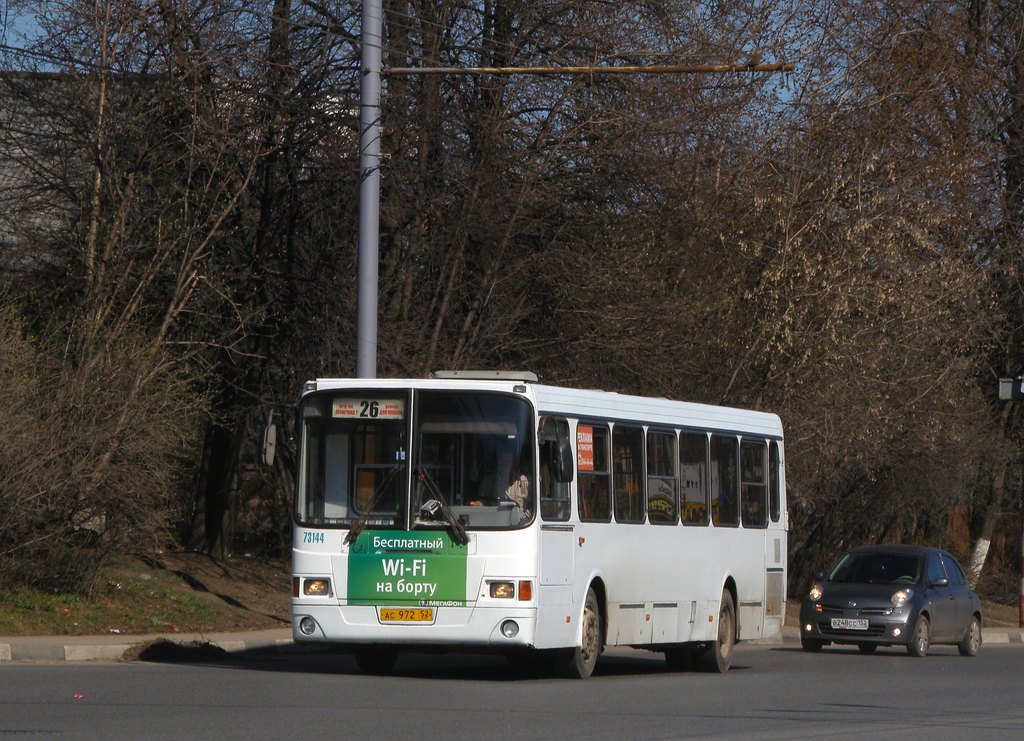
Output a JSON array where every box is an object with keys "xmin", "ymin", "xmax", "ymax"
[{"xmin": 0, "ymin": 552, "xmax": 290, "ymax": 637}]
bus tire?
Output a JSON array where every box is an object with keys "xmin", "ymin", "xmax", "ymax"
[
  {"xmin": 353, "ymin": 647, "xmax": 399, "ymax": 674},
  {"xmin": 555, "ymin": 587, "xmax": 602, "ymax": 679},
  {"xmin": 695, "ymin": 590, "xmax": 735, "ymax": 673}
]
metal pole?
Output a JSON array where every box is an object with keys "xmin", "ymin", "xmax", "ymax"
[{"xmin": 356, "ymin": 0, "xmax": 382, "ymax": 378}]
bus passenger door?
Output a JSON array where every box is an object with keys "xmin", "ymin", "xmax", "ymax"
[
  {"xmin": 534, "ymin": 417, "xmax": 577, "ymax": 649},
  {"xmin": 763, "ymin": 441, "xmax": 787, "ymax": 637}
]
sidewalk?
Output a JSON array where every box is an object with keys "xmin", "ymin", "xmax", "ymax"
[{"xmin": 2, "ymin": 626, "xmax": 1022, "ymax": 663}]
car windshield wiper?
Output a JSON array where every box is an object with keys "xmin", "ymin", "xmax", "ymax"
[
  {"xmin": 413, "ymin": 467, "xmax": 469, "ymax": 546},
  {"xmin": 344, "ymin": 465, "xmax": 402, "ymax": 546}
]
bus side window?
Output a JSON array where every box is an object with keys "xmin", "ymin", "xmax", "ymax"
[
  {"xmin": 769, "ymin": 441, "xmax": 782, "ymax": 522},
  {"xmin": 646, "ymin": 430, "xmax": 677, "ymax": 524},
  {"xmin": 613, "ymin": 425, "xmax": 645, "ymax": 523},
  {"xmin": 740, "ymin": 439, "xmax": 767, "ymax": 528},
  {"xmin": 577, "ymin": 424, "xmax": 610, "ymax": 522},
  {"xmin": 539, "ymin": 416, "xmax": 571, "ymax": 521},
  {"xmin": 680, "ymin": 432, "xmax": 708, "ymax": 525},
  {"xmin": 711, "ymin": 435, "xmax": 739, "ymax": 527}
]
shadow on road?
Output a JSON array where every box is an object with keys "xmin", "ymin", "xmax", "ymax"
[{"xmin": 128, "ymin": 642, "xmax": 753, "ymax": 681}]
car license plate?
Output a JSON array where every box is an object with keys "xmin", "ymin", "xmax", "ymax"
[
  {"xmin": 831, "ymin": 618, "xmax": 869, "ymax": 630},
  {"xmin": 380, "ymin": 607, "xmax": 434, "ymax": 623}
]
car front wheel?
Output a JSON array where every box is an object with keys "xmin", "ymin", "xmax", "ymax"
[
  {"xmin": 907, "ymin": 615, "xmax": 930, "ymax": 658},
  {"xmin": 800, "ymin": 635, "xmax": 823, "ymax": 652}
]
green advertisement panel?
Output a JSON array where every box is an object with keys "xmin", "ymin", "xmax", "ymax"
[{"xmin": 348, "ymin": 530, "xmax": 469, "ymax": 606}]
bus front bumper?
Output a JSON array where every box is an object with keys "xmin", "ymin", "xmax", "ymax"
[{"xmin": 291, "ymin": 603, "xmax": 538, "ymax": 648}]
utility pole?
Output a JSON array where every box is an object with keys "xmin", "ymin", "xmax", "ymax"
[
  {"xmin": 355, "ymin": 1, "xmax": 792, "ymax": 378},
  {"xmin": 998, "ymin": 377, "xmax": 1024, "ymax": 628},
  {"xmin": 356, "ymin": 0, "xmax": 382, "ymax": 378}
]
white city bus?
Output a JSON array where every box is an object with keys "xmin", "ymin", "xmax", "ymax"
[{"xmin": 290, "ymin": 371, "xmax": 787, "ymax": 677}]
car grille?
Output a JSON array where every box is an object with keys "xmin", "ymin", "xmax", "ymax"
[
  {"xmin": 815, "ymin": 601, "xmax": 891, "ymax": 637},
  {"xmin": 818, "ymin": 603, "xmax": 890, "ymax": 616}
]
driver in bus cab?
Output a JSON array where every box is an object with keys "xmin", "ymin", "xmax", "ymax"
[{"xmin": 472, "ymin": 447, "xmax": 529, "ymax": 512}]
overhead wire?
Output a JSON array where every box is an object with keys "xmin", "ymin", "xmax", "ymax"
[{"xmin": 1, "ymin": 3, "xmax": 791, "ymax": 88}]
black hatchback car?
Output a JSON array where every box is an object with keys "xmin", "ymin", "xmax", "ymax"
[{"xmin": 799, "ymin": 544, "xmax": 981, "ymax": 657}]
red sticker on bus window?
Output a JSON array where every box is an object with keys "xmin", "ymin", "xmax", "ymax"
[{"xmin": 577, "ymin": 426, "xmax": 594, "ymax": 471}]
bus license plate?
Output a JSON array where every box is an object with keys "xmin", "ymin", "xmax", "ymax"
[
  {"xmin": 380, "ymin": 608, "xmax": 434, "ymax": 623},
  {"xmin": 831, "ymin": 618, "xmax": 868, "ymax": 630}
]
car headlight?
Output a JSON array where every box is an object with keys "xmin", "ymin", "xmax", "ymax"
[
  {"xmin": 808, "ymin": 583, "xmax": 824, "ymax": 601},
  {"xmin": 891, "ymin": 588, "xmax": 913, "ymax": 606}
]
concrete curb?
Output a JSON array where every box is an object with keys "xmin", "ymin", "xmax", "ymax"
[
  {"xmin": 2, "ymin": 627, "xmax": 1022, "ymax": 662},
  {"xmin": 0, "ymin": 628, "xmax": 297, "ymax": 663}
]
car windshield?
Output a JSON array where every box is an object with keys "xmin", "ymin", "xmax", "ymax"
[{"xmin": 828, "ymin": 551, "xmax": 922, "ymax": 585}]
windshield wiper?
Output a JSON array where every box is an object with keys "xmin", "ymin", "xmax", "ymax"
[
  {"xmin": 414, "ymin": 467, "xmax": 469, "ymax": 545},
  {"xmin": 345, "ymin": 465, "xmax": 402, "ymax": 546}
]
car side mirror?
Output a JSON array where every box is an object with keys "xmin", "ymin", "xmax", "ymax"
[{"xmin": 930, "ymin": 577, "xmax": 949, "ymax": 588}]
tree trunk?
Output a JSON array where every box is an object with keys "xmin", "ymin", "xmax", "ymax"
[
  {"xmin": 189, "ymin": 419, "xmax": 242, "ymax": 558},
  {"xmin": 968, "ymin": 465, "xmax": 1007, "ymax": 587}
]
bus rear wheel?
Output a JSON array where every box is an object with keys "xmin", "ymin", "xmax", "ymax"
[
  {"xmin": 694, "ymin": 590, "xmax": 735, "ymax": 673},
  {"xmin": 555, "ymin": 587, "xmax": 602, "ymax": 679}
]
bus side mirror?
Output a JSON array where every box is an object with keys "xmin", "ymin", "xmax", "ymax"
[
  {"xmin": 261, "ymin": 412, "xmax": 277, "ymax": 467},
  {"xmin": 555, "ymin": 437, "xmax": 574, "ymax": 484}
]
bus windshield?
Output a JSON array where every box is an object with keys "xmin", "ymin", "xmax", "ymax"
[
  {"xmin": 295, "ymin": 389, "xmax": 534, "ymax": 530},
  {"xmin": 413, "ymin": 390, "xmax": 534, "ymax": 529},
  {"xmin": 296, "ymin": 392, "xmax": 409, "ymax": 528}
]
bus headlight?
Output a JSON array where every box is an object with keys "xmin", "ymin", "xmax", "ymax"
[
  {"xmin": 303, "ymin": 578, "xmax": 331, "ymax": 596},
  {"xmin": 299, "ymin": 616, "xmax": 317, "ymax": 635},
  {"xmin": 500, "ymin": 620, "xmax": 520, "ymax": 638},
  {"xmin": 490, "ymin": 581, "xmax": 515, "ymax": 599}
]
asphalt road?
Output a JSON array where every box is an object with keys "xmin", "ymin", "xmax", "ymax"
[{"xmin": 1, "ymin": 642, "xmax": 1022, "ymax": 740}]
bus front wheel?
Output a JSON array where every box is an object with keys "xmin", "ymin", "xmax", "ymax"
[
  {"xmin": 555, "ymin": 587, "xmax": 602, "ymax": 679},
  {"xmin": 694, "ymin": 590, "xmax": 735, "ymax": 673}
]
